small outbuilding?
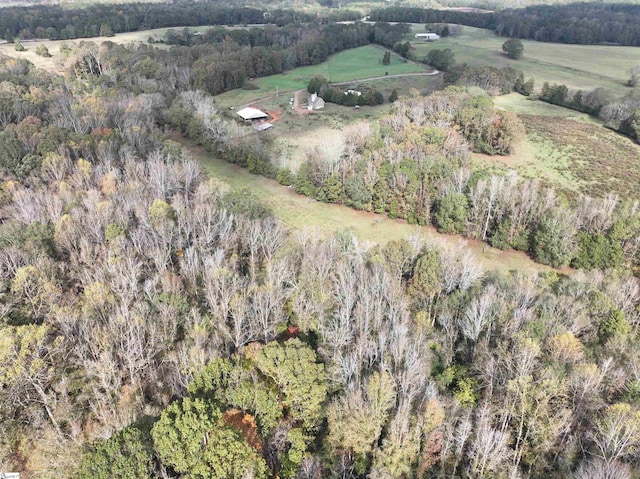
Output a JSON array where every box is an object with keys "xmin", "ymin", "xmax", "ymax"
[
  {"xmin": 415, "ymin": 33, "xmax": 440, "ymax": 41},
  {"xmin": 254, "ymin": 122, "xmax": 273, "ymax": 131},
  {"xmin": 236, "ymin": 107, "xmax": 269, "ymax": 121}
]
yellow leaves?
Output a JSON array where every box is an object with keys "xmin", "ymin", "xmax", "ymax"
[
  {"xmin": 2, "ymin": 179, "xmax": 18, "ymax": 194},
  {"xmin": 548, "ymin": 331, "xmax": 584, "ymax": 363},
  {"xmin": 82, "ymin": 281, "xmax": 114, "ymax": 314},
  {"xmin": 149, "ymin": 199, "xmax": 176, "ymax": 227},
  {"xmin": 422, "ymin": 398, "xmax": 445, "ymax": 435},
  {"xmin": 0, "ymin": 180, "xmax": 18, "ymax": 204},
  {"xmin": 11, "ymin": 265, "xmax": 44, "ymax": 295},
  {"xmin": 76, "ymin": 158, "xmax": 92, "ymax": 176},
  {"xmin": 596, "ymin": 403, "xmax": 640, "ymax": 453},
  {"xmin": 54, "ymin": 213, "xmax": 73, "ymax": 238},
  {"xmin": 11, "ymin": 265, "xmax": 61, "ymax": 318},
  {"xmin": 0, "ymin": 323, "xmax": 50, "ymax": 385},
  {"xmin": 57, "ymin": 179, "xmax": 73, "ymax": 197}
]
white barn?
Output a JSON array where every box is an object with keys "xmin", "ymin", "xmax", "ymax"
[{"xmin": 415, "ymin": 33, "xmax": 440, "ymax": 41}]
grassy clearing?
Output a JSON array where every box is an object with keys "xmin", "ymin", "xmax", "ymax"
[
  {"xmin": 474, "ymin": 97, "xmax": 640, "ymax": 198},
  {"xmin": 259, "ymin": 45, "xmax": 427, "ymax": 87},
  {"xmin": 214, "ymin": 45, "xmax": 428, "ymax": 107},
  {"xmin": 521, "ymin": 115, "xmax": 640, "ymax": 198},
  {"xmin": 181, "ymin": 136, "xmax": 549, "ymax": 273},
  {"xmin": 493, "ymin": 93, "xmax": 598, "ymax": 123},
  {"xmin": 410, "ymin": 25, "xmax": 640, "ymax": 94}
]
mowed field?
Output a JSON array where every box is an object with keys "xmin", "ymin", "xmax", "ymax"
[
  {"xmin": 475, "ymin": 93, "xmax": 640, "ymax": 199},
  {"xmin": 214, "ymin": 44, "xmax": 429, "ymax": 108},
  {"xmin": 178, "ymin": 136, "xmax": 550, "ymax": 274},
  {"xmin": 410, "ymin": 25, "xmax": 640, "ymax": 93}
]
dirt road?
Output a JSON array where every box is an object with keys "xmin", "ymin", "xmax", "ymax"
[{"xmin": 331, "ymin": 70, "xmax": 440, "ymax": 86}]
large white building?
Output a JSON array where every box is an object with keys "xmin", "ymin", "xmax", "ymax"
[
  {"xmin": 236, "ymin": 107, "xmax": 269, "ymax": 121},
  {"xmin": 415, "ymin": 33, "xmax": 440, "ymax": 41}
]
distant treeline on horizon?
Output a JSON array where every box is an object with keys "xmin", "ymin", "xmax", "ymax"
[
  {"xmin": 370, "ymin": 3, "xmax": 640, "ymax": 46},
  {"xmin": 3, "ymin": 1, "xmax": 640, "ymax": 46},
  {"xmin": 0, "ymin": 3, "xmax": 361, "ymax": 41}
]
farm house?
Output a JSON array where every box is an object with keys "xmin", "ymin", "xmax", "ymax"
[{"xmin": 307, "ymin": 93, "xmax": 325, "ymax": 110}]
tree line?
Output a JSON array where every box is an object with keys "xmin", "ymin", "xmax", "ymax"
[
  {"xmin": 369, "ymin": 3, "xmax": 640, "ymax": 46},
  {"xmin": 55, "ymin": 22, "xmax": 410, "ymax": 98},
  {"xmin": 538, "ymin": 82, "xmax": 640, "ymax": 143},
  {"xmin": 0, "ymin": 3, "xmax": 360, "ymax": 42},
  {"xmin": 277, "ymin": 88, "xmax": 637, "ymax": 272}
]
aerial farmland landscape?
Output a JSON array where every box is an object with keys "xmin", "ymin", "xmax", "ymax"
[{"xmin": 1, "ymin": 0, "xmax": 640, "ymax": 478}]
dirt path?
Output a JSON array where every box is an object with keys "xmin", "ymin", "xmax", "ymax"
[
  {"xmin": 238, "ymin": 69, "xmax": 439, "ymax": 110},
  {"xmin": 331, "ymin": 70, "xmax": 440, "ymax": 86},
  {"xmin": 293, "ymin": 89, "xmax": 313, "ymax": 115}
]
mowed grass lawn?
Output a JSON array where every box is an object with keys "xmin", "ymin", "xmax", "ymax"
[
  {"xmin": 410, "ymin": 25, "xmax": 640, "ymax": 93},
  {"xmin": 259, "ymin": 45, "xmax": 427, "ymax": 88},
  {"xmin": 215, "ymin": 44, "xmax": 428, "ymax": 107}
]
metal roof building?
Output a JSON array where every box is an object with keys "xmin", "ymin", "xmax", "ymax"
[
  {"xmin": 254, "ymin": 122, "xmax": 273, "ymax": 131},
  {"xmin": 237, "ymin": 107, "xmax": 269, "ymax": 121},
  {"xmin": 415, "ymin": 33, "xmax": 440, "ymax": 41}
]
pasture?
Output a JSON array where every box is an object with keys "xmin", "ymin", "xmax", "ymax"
[
  {"xmin": 475, "ymin": 93, "xmax": 640, "ymax": 199},
  {"xmin": 410, "ymin": 25, "xmax": 640, "ymax": 94},
  {"xmin": 213, "ymin": 44, "xmax": 430, "ymax": 108}
]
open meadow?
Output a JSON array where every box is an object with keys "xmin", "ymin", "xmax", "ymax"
[
  {"xmin": 213, "ymin": 44, "xmax": 430, "ymax": 108},
  {"xmin": 410, "ymin": 25, "xmax": 640, "ymax": 93},
  {"xmin": 475, "ymin": 93, "xmax": 640, "ymax": 199}
]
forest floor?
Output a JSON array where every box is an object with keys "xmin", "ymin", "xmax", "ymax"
[{"xmin": 173, "ymin": 133, "xmax": 555, "ymax": 274}]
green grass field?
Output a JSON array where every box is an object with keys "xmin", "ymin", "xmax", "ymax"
[
  {"xmin": 214, "ymin": 45, "xmax": 428, "ymax": 107},
  {"xmin": 493, "ymin": 93, "xmax": 598, "ymax": 122},
  {"xmin": 475, "ymin": 94, "xmax": 640, "ymax": 199},
  {"xmin": 410, "ymin": 25, "xmax": 640, "ymax": 94},
  {"xmin": 180, "ymin": 136, "xmax": 549, "ymax": 273}
]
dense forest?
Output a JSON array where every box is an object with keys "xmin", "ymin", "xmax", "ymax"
[
  {"xmin": 2, "ymin": 49, "xmax": 640, "ymax": 478},
  {"xmin": 2, "ymin": 0, "xmax": 640, "ymax": 476},
  {"xmin": 5, "ymin": 1, "xmax": 640, "ymax": 46},
  {"xmin": 369, "ymin": 3, "xmax": 640, "ymax": 46},
  {"xmin": 0, "ymin": 3, "xmax": 360, "ymax": 42},
  {"xmin": 50, "ymin": 22, "xmax": 410, "ymax": 97}
]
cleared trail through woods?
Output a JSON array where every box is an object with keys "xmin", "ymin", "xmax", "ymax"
[{"xmin": 172, "ymin": 133, "xmax": 557, "ymax": 274}]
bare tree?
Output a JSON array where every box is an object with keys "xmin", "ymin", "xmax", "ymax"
[{"xmin": 467, "ymin": 404, "xmax": 512, "ymax": 478}]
